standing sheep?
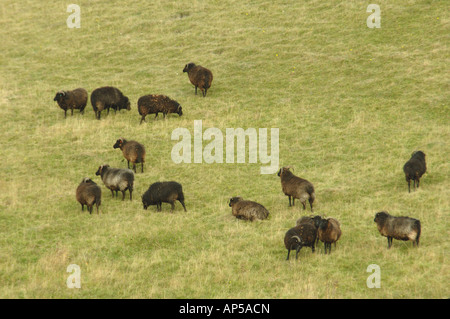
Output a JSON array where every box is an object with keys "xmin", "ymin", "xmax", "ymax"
[
  {"xmin": 75, "ymin": 177, "xmax": 101, "ymax": 214},
  {"xmin": 296, "ymin": 215, "xmax": 323, "ymax": 245},
  {"xmin": 95, "ymin": 164, "xmax": 134, "ymax": 201},
  {"xmin": 141, "ymin": 181, "xmax": 186, "ymax": 212},
  {"xmin": 53, "ymin": 88, "xmax": 88, "ymax": 118},
  {"xmin": 318, "ymin": 217, "xmax": 342, "ymax": 254},
  {"xmin": 403, "ymin": 151, "xmax": 427, "ymax": 193},
  {"xmin": 90, "ymin": 86, "xmax": 130, "ymax": 120},
  {"xmin": 374, "ymin": 211, "xmax": 421, "ymax": 249},
  {"xmin": 278, "ymin": 167, "xmax": 315, "ymax": 212},
  {"xmin": 183, "ymin": 62, "xmax": 213, "ymax": 97},
  {"xmin": 228, "ymin": 197, "xmax": 269, "ymax": 221},
  {"xmin": 284, "ymin": 223, "xmax": 317, "ymax": 260},
  {"xmin": 113, "ymin": 138, "xmax": 146, "ymax": 173},
  {"xmin": 137, "ymin": 94, "xmax": 183, "ymax": 124}
]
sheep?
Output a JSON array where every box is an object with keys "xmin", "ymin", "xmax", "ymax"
[
  {"xmin": 90, "ymin": 86, "xmax": 130, "ymax": 120},
  {"xmin": 95, "ymin": 164, "xmax": 134, "ymax": 200},
  {"xmin": 403, "ymin": 151, "xmax": 427, "ymax": 193},
  {"xmin": 75, "ymin": 177, "xmax": 101, "ymax": 214},
  {"xmin": 296, "ymin": 215, "xmax": 323, "ymax": 245},
  {"xmin": 374, "ymin": 211, "xmax": 421, "ymax": 249},
  {"xmin": 318, "ymin": 217, "xmax": 342, "ymax": 254},
  {"xmin": 183, "ymin": 62, "xmax": 213, "ymax": 97},
  {"xmin": 142, "ymin": 181, "xmax": 186, "ymax": 212},
  {"xmin": 284, "ymin": 223, "xmax": 317, "ymax": 260},
  {"xmin": 113, "ymin": 138, "xmax": 146, "ymax": 173},
  {"xmin": 53, "ymin": 88, "xmax": 88, "ymax": 118},
  {"xmin": 137, "ymin": 94, "xmax": 183, "ymax": 124},
  {"xmin": 277, "ymin": 166, "xmax": 315, "ymax": 211},
  {"xmin": 228, "ymin": 197, "xmax": 269, "ymax": 221}
]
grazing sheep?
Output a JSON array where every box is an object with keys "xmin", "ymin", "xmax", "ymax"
[
  {"xmin": 137, "ymin": 94, "xmax": 182, "ymax": 124},
  {"xmin": 183, "ymin": 62, "xmax": 213, "ymax": 97},
  {"xmin": 374, "ymin": 211, "xmax": 421, "ymax": 249},
  {"xmin": 53, "ymin": 88, "xmax": 88, "ymax": 118},
  {"xmin": 90, "ymin": 86, "xmax": 130, "ymax": 120},
  {"xmin": 95, "ymin": 164, "xmax": 134, "ymax": 201},
  {"xmin": 142, "ymin": 181, "xmax": 186, "ymax": 212},
  {"xmin": 284, "ymin": 223, "xmax": 317, "ymax": 260},
  {"xmin": 318, "ymin": 217, "xmax": 342, "ymax": 254},
  {"xmin": 113, "ymin": 138, "xmax": 146, "ymax": 173},
  {"xmin": 277, "ymin": 167, "xmax": 315, "ymax": 211},
  {"xmin": 75, "ymin": 177, "xmax": 101, "ymax": 214},
  {"xmin": 403, "ymin": 151, "xmax": 427, "ymax": 193},
  {"xmin": 228, "ymin": 197, "xmax": 269, "ymax": 221}
]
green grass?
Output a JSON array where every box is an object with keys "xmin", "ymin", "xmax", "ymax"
[{"xmin": 0, "ymin": 0, "xmax": 449, "ymax": 298}]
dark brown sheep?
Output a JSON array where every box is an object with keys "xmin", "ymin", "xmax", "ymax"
[
  {"xmin": 76, "ymin": 177, "xmax": 102, "ymax": 214},
  {"xmin": 53, "ymin": 88, "xmax": 88, "ymax": 118},
  {"xmin": 137, "ymin": 94, "xmax": 182, "ymax": 124},
  {"xmin": 318, "ymin": 217, "xmax": 342, "ymax": 254},
  {"xmin": 90, "ymin": 86, "xmax": 130, "ymax": 120},
  {"xmin": 183, "ymin": 62, "xmax": 213, "ymax": 97},
  {"xmin": 296, "ymin": 215, "xmax": 322, "ymax": 245},
  {"xmin": 113, "ymin": 138, "xmax": 146, "ymax": 173},
  {"xmin": 284, "ymin": 223, "xmax": 317, "ymax": 260},
  {"xmin": 403, "ymin": 151, "xmax": 427, "ymax": 193},
  {"xmin": 278, "ymin": 166, "xmax": 315, "ymax": 211},
  {"xmin": 228, "ymin": 197, "xmax": 269, "ymax": 221},
  {"xmin": 374, "ymin": 211, "xmax": 421, "ymax": 249}
]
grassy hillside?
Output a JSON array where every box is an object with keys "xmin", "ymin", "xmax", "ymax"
[{"xmin": 0, "ymin": 0, "xmax": 448, "ymax": 298}]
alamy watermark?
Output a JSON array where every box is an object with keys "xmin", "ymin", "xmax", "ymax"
[
  {"xmin": 66, "ymin": 264, "xmax": 81, "ymax": 288},
  {"xmin": 171, "ymin": 120, "xmax": 279, "ymax": 174},
  {"xmin": 67, "ymin": 4, "xmax": 81, "ymax": 28},
  {"xmin": 367, "ymin": 4, "xmax": 381, "ymax": 29},
  {"xmin": 366, "ymin": 264, "xmax": 381, "ymax": 288}
]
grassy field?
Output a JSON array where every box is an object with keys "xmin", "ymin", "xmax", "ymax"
[{"xmin": 0, "ymin": 0, "xmax": 449, "ymax": 299}]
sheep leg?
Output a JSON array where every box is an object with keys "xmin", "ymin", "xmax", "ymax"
[
  {"xmin": 71, "ymin": 108, "xmax": 74, "ymax": 116},
  {"xmin": 64, "ymin": 110, "xmax": 67, "ymax": 118},
  {"xmin": 110, "ymin": 189, "xmax": 115, "ymax": 198},
  {"xmin": 140, "ymin": 116, "xmax": 146, "ymax": 124},
  {"xmin": 195, "ymin": 86, "xmax": 198, "ymax": 95},
  {"xmin": 133, "ymin": 163, "xmax": 136, "ymax": 173},
  {"xmin": 154, "ymin": 113, "xmax": 158, "ymax": 119},
  {"xmin": 81, "ymin": 204, "xmax": 84, "ymax": 211},
  {"xmin": 203, "ymin": 88, "xmax": 207, "ymax": 97},
  {"xmin": 295, "ymin": 246, "xmax": 302, "ymax": 260},
  {"xmin": 129, "ymin": 189, "xmax": 133, "ymax": 201},
  {"xmin": 288, "ymin": 196, "xmax": 292, "ymax": 206},
  {"xmin": 121, "ymin": 190, "xmax": 126, "ymax": 201},
  {"xmin": 413, "ymin": 179, "xmax": 416, "ymax": 191},
  {"xmin": 417, "ymin": 178, "xmax": 420, "ymax": 189},
  {"xmin": 141, "ymin": 163, "xmax": 144, "ymax": 173},
  {"xmin": 286, "ymin": 249, "xmax": 291, "ymax": 260},
  {"xmin": 407, "ymin": 179, "xmax": 411, "ymax": 193},
  {"xmin": 387, "ymin": 237, "xmax": 392, "ymax": 249},
  {"xmin": 127, "ymin": 160, "xmax": 130, "ymax": 169},
  {"xmin": 179, "ymin": 200, "xmax": 187, "ymax": 212},
  {"xmin": 170, "ymin": 202, "xmax": 175, "ymax": 212},
  {"xmin": 309, "ymin": 198, "xmax": 314, "ymax": 212},
  {"xmin": 88, "ymin": 206, "xmax": 92, "ymax": 214},
  {"xmin": 301, "ymin": 201, "xmax": 306, "ymax": 210}
]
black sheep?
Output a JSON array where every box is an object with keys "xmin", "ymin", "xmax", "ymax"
[
  {"xmin": 284, "ymin": 223, "xmax": 317, "ymax": 260},
  {"xmin": 142, "ymin": 181, "xmax": 186, "ymax": 212},
  {"xmin": 90, "ymin": 86, "xmax": 130, "ymax": 120},
  {"xmin": 403, "ymin": 151, "xmax": 427, "ymax": 193}
]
